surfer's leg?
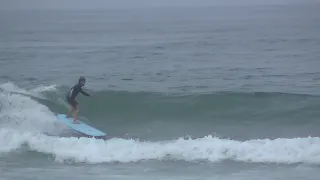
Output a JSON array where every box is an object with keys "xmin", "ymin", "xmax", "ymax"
[
  {"xmin": 66, "ymin": 106, "xmax": 73, "ymax": 118},
  {"xmin": 74, "ymin": 106, "xmax": 79, "ymax": 121},
  {"xmin": 66, "ymin": 96, "xmax": 74, "ymax": 118},
  {"xmin": 73, "ymin": 101, "xmax": 79, "ymax": 124}
]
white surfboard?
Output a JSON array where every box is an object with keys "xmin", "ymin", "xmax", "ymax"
[{"xmin": 56, "ymin": 113, "xmax": 106, "ymax": 139}]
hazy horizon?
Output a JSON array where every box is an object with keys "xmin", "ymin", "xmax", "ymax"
[{"xmin": 1, "ymin": 0, "xmax": 319, "ymax": 10}]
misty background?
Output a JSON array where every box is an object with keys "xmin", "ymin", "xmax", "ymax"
[{"xmin": 1, "ymin": 0, "xmax": 319, "ymax": 10}]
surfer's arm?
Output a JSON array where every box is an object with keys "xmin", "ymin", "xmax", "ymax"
[{"xmin": 80, "ymin": 89, "xmax": 90, "ymax": 96}]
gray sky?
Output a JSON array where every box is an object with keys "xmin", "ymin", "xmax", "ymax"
[{"xmin": 1, "ymin": 0, "xmax": 318, "ymax": 10}]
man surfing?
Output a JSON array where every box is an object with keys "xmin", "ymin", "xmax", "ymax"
[{"xmin": 66, "ymin": 76, "xmax": 90, "ymax": 123}]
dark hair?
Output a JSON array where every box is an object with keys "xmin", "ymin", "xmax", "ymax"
[{"xmin": 79, "ymin": 76, "xmax": 86, "ymax": 83}]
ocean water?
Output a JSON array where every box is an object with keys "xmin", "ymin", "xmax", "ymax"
[{"xmin": 1, "ymin": 3, "xmax": 320, "ymax": 180}]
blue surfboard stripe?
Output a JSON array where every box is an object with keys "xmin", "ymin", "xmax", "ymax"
[{"xmin": 56, "ymin": 114, "xmax": 106, "ymax": 137}]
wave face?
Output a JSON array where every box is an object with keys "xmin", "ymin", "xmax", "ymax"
[
  {"xmin": 42, "ymin": 85, "xmax": 320, "ymax": 122},
  {"xmin": 1, "ymin": 82, "xmax": 320, "ymax": 164}
]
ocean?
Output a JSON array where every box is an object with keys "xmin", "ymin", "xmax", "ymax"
[{"xmin": 1, "ymin": 3, "xmax": 320, "ymax": 180}]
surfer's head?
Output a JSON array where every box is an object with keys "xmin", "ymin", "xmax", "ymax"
[{"xmin": 79, "ymin": 76, "xmax": 86, "ymax": 86}]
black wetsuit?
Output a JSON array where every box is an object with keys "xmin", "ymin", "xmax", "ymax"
[{"xmin": 66, "ymin": 83, "xmax": 90, "ymax": 108}]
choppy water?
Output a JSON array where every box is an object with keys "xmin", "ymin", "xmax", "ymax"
[{"xmin": 1, "ymin": 3, "xmax": 320, "ymax": 180}]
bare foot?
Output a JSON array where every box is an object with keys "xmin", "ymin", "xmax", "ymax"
[{"xmin": 73, "ymin": 120, "xmax": 80, "ymax": 124}]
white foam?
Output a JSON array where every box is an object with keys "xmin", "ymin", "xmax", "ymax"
[
  {"xmin": 0, "ymin": 129, "xmax": 34, "ymax": 153},
  {"xmin": 0, "ymin": 91, "xmax": 58, "ymax": 133},
  {"xmin": 2, "ymin": 129, "xmax": 320, "ymax": 165},
  {"xmin": 30, "ymin": 84, "xmax": 58, "ymax": 94},
  {"xmin": 0, "ymin": 82, "xmax": 57, "ymax": 98},
  {"xmin": 0, "ymin": 82, "xmax": 62, "ymax": 134},
  {"xmin": 0, "ymin": 82, "xmax": 28, "ymax": 94}
]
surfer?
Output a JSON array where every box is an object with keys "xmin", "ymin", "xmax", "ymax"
[{"xmin": 66, "ymin": 76, "xmax": 90, "ymax": 123}]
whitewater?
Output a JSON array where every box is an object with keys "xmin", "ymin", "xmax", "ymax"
[{"xmin": 1, "ymin": 82, "xmax": 320, "ymax": 165}]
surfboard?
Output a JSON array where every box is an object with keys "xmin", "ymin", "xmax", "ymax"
[{"xmin": 56, "ymin": 113, "xmax": 106, "ymax": 139}]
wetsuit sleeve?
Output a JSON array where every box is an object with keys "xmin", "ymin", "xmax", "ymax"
[{"xmin": 80, "ymin": 88, "xmax": 90, "ymax": 96}]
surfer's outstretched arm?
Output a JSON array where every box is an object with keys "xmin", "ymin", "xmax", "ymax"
[{"xmin": 80, "ymin": 88, "xmax": 90, "ymax": 96}]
